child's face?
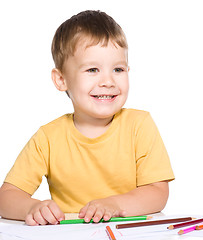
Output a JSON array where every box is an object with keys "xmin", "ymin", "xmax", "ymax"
[{"xmin": 61, "ymin": 40, "xmax": 129, "ymax": 121}]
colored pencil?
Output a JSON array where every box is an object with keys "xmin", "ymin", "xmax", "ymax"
[
  {"xmin": 178, "ymin": 226, "xmax": 196, "ymax": 235},
  {"xmin": 60, "ymin": 215, "xmax": 150, "ymax": 224},
  {"xmin": 106, "ymin": 226, "xmax": 116, "ymax": 240},
  {"xmin": 116, "ymin": 217, "xmax": 193, "ymax": 229},
  {"xmin": 196, "ymin": 224, "xmax": 203, "ymax": 230},
  {"xmin": 168, "ymin": 218, "xmax": 203, "ymax": 230}
]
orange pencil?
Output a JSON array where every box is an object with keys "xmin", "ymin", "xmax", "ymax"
[
  {"xmin": 106, "ymin": 226, "xmax": 116, "ymax": 240},
  {"xmin": 196, "ymin": 224, "xmax": 203, "ymax": 230}
]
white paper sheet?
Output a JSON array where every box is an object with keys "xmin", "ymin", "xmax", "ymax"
[{"xmin": 1, "ymin": 216, "xmax": 203, "ymax": 240}]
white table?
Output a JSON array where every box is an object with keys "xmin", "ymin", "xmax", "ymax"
[{"xmin": 1, "ymin": 213, "xmax": 203, "ymax": 240}]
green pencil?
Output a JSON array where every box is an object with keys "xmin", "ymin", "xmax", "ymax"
[{"xmin": 60, "ymin": 215, "xmax": 151, "ymax": 224}]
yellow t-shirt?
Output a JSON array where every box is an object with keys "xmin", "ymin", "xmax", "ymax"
[{"xmin": 5, "ymin": 108, "xmax": 174, "ymax": 212}]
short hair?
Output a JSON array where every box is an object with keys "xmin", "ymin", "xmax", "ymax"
[{"xmin": 51, "ymin": 10, "xmax": 128, "ymax": 72}]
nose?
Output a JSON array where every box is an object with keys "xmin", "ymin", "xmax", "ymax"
[{"xmin": 98, "ymin": 72, "xmax": 115, "ymax": 88}]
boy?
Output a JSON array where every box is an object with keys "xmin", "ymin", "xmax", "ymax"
[{"xmin": 0, "ymin": 10, "xmax": 174, "ymax": 226}]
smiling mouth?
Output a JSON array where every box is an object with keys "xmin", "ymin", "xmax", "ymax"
[{"xmin": 92, "ymin": 95, "xmax": 116, "ymax": 99}]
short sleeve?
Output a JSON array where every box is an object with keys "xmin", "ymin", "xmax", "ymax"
[
  {"xmin": 135, "ymin": 113, "xmax": 175, "ymax": 186},
  {"xmin": 4, "ymin": 127, "xmax": 49, "ymax": 195}
]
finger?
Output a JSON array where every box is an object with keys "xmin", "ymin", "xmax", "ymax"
[
  {"xmin": 40, "ymin": 206, "xmax": 58, "ymax": 225},
  {"xmin": 110, "ymin": 208, "xmax": 125, "ymax": 217},
  {"xmin": 111, "ymin": 210, "xmax": 120, "ymax": 218},
  {"xmin": 79, "ymin": 204, "xmax": 89, "ymax": 218},
  {"xmin": 25, "ymin": 214, "xmax": 39, "ymax": 226},
  {"xmin": 92, "ymin": 208, "xmax": 105, "ymax": 223},
  {"xmin": 120, "ymin": 209, "xmax": 127, "ymax": 217},
  {"xmin": 103, "ymin": 210, "xmax": 112, "ymax": 221},
  {"xmin": 33, "ymin": 211, "xmax": 48, "ymax": 225},
  {"xmin": 83, "ymin": 204, "xmax": 97, "ymax": 222},
  {"xmin": 48, "ymin": 201, "xmax": 65, "ymax": 222}
]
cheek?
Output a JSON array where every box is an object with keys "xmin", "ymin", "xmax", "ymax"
[
  {"xmin": 71, "ymin": 81, "xmax": 93, "ymax": 97},
  {"xmin": 78, "ymin": 77, "xmax": 96, "ymax": 92},
  {"xmin": 119, "ymin": 77, "xmax": 129, "ymax": 94}
]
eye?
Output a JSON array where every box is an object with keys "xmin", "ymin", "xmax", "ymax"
[
  {"xmin": 87, "ymin": 68, "xmax": 99, "ymax": 73},
  {"xmin": 113, "ymin": 68, "xmax": 124, "ymax": 73}
]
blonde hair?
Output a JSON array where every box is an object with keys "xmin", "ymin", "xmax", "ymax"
[{"xmin": 51, "ymin": 10, "xmax": 128, "ymax": 72}]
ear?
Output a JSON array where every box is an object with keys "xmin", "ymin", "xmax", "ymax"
[{"xmin": 51, "ymin": 68, "xmax": 68, "ymax": 91}]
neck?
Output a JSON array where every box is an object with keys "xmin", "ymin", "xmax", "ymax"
[{"xmin": 73, "ymin": 113, "xmax": 114, "ymax": 138}]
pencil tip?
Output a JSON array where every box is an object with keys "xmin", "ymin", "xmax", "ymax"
[
  {"xmin": 178, "ymin": 230, "xmax": 184, "ymax": 235},
  {"xmin": 167, "ymin": 225, "xmax": 174, "ymax": 230}
]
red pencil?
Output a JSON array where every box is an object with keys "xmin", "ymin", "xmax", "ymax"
[
  {"xmin": 168, "ymin": 218, "xmax": 203, "ymax": 230},
  {"xmin": 116, "ymin": 217, "xmax": 193, "ymax": 229},
  {"xmin": 106, "ymin": 226, "xmax": 116, "ymax": 240}
]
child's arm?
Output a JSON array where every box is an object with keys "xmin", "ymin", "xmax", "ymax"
[
  {"xmin": 79, "ymin": 181, "xmax": 168, "ymax": 222},
  {"xmin": 0, "ymin": 183, "xmax": 65, "ymax": 225}
]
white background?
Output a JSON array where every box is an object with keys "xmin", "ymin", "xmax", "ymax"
[{"xmin": 0, "ymin": 0, "xmax": 202, "ymax": 216}]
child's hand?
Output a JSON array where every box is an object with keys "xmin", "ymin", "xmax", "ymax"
[
  {"xmin": 78, "ymin": 197, "xmax": 126, "ymax": 223},
  {"xmin": 25, "ymin": 200, "xmax": 65, "ymax": 226}
]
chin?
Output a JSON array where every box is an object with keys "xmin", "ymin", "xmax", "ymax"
[{"xmin": 91, "ymin": 109, "xmax": 120, "ymax": 119}]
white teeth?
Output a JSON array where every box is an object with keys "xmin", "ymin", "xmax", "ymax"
[{"xmin": 95, "ymin": 95, "xmax": 114, "ymax": 99}]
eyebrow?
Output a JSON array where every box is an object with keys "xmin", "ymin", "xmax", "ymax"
[
  {"xmin": 79, "ymin": 61, "xmax": 128, "ymax": 69},
  {"xmin": 78, "ymin": 62, "xmax": 100, "ymax": 69},
  {"xmin": 113, "ymin": 61, "xmax": 128, "ymax": 66}
]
